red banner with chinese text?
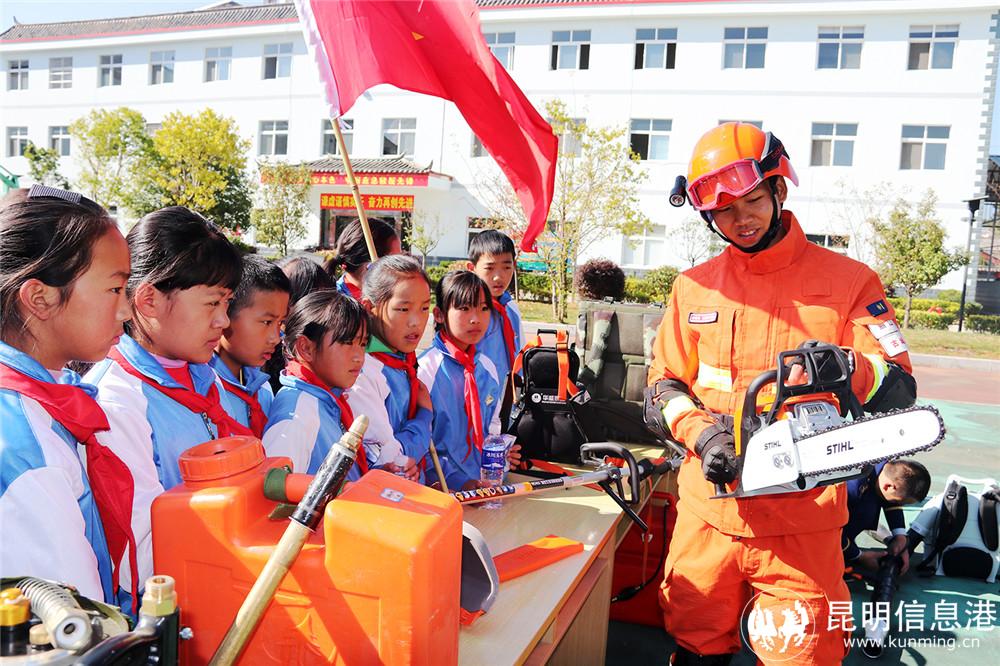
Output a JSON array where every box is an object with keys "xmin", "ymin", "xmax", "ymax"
[
  {"xmin": 310, "ymin": 173, "xmax": 428, "ymax": 187},
  {"xmin": 320, "ymin": 193, "xmax": 414, "ymax": 211}
]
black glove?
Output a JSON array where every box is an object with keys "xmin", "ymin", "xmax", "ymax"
[
  {"xmin": 642, "ymin": 383, "xmax": 672, "ymax": 444},
  {"xmin": 694, "ymin": 419, "xmax": 739, "ymax": 485}
]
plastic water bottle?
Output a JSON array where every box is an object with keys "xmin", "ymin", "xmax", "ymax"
[{"xmin": 479, "ymin": 434, "xmax": 515, "ymax": 509}]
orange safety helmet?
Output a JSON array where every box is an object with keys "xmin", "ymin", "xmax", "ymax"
[{"xmin": 685, "ymin": 122, "xmax": 798, "ymax": 212}]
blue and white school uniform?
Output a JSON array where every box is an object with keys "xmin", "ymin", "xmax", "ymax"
[
  {"xmin": 336, "ymin": 275, "xmax": 362, "ymax": 300},
  {"xmin": 0, "ymin": 342, "xmax": 114, "ymax": 603},
  {"xmin": 210, "ymin": 355, "xmax": 274, "ymax": 431},
  {"xmin": 347, "ymin": 337, "xmax": 432, "ymax": 473},
  {"xmin": 263, "ymin": 374, "xmax": 365, "ymax": 480},
  {"xmin": 85, "ymin": 334, "xmax": 242, "ymax": 598},
  {"xmin": 417, "ymin": 335, "xmax": 502, "ymax": 490},
  {"xmin": 479, "ymin": 291, "xmax": 524, "ymax": 383}
]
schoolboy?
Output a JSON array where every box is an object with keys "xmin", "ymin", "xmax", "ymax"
[
  {"xmin": 467, "ymin": 230, "xmax": 524, "ymax": 388},
  {"xmin": 212, "ymin": 255, "xmax": 291, "ymax": 437}
]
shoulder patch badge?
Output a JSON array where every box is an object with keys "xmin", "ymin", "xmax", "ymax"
[
  {"xmin": 866, "ymin": 299, "xmax": 889, "ymax": 317},
  {"xmin": 689, "ymin": 311, "xmax": 718, "ymax": 324}
]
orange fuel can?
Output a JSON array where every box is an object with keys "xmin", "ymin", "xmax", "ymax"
[{"xmin": 151, "ymin": 437, "xmax": 463, "ymax": 665}]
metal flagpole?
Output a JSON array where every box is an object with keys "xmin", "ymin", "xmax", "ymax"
[{"xmin": 332, "ymin": 116, "xmax": 448, "ymax": 489}]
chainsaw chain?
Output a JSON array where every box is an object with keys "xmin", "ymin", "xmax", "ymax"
[{"xmin": 793, "ymin": 405, "xmax": 945, "ymax": 478}]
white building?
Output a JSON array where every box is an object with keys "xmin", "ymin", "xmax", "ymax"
[{"xmin": 2, "ymin": 0, "xmax": 997, "ymax": 293}]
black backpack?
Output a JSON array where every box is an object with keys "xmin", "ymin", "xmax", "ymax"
[{"xmin": 507, "ymin": 329, "xmax": 590, "ymax": 463}]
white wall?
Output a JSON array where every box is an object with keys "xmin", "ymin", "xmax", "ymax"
[{"xmin": 2, "ymin": 1, "xmax": 996, "ymax": 289}]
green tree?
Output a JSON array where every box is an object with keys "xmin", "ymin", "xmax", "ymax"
[
  {"xmin": 130, "ymin": 109, "xmax": 253, "ymax": 231},
  {"xmin": 22, "ymin": 143, "xmax": 69, "ymax": 188},
  {"xmin": 675, "ymin": 216, "xmax": 724, "ymax": 267},
  {"xmin": 407, "ymin": 211, "xmax": 444, "ymax": 267},
  {"xmin": 69, "ymin": 107, "xmax": 153, "ymax": 209},
  {"xmin": 874, "ymin": 190, "xmax": 968, "ymax": 329},
  {"xmin": 252, "ymin": 161, "xmax": 312, "ymax": 256},
  {"xmin": 480, "ymin": 99, "xmax": 651, "ymax": 321}
]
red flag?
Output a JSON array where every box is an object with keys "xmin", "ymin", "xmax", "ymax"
[{"xmin": 295, "ymin": 0, "xmax": 557, "ymax": 252}]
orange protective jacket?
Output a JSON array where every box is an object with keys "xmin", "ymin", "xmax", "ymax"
[{"xmin": 649, "ymin": 211, "xmax": 912, "ymax": 538}]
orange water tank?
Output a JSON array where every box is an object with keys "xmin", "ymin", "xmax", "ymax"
[{"xmin": 151, "ymin": 437, "xmax": 463, "ymax": 664}]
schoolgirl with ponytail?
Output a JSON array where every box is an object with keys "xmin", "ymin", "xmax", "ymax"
[{"xmin": 86, "ymin": 206, "xmax": 247, "ymax": 606}]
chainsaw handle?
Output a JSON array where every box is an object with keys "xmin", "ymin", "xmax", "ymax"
[
  {"xmin": 740, "ymin": 370, "xmax": 778, "ymax": 443},
  {"xmin": 580, "ymin": 442, "xmax": 641, "ymax": 506}
]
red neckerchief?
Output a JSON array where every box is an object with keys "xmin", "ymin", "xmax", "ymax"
[
  {"xmin": 108, "ymin": 348, "xmax": 252, "ymax": 439},
  {"xmin": 0, "ymin": 363, "xmax": 139, "ymax": 614},
  {"xmin": 284, "ymin": 360, "xmax": 367, "ymax": 474},
  {"xmin": 492, "ymin": 297, "xmax": 516, "ymax": 368},
  {"xmin": 343, "ymin": 280, "xmax": 362, "ymax": 300},
  {"xmin": 441, "ymin": 333, "xmax": 484, "ymax": 460},
  {"xmin": 218, "ymin": 372, "xmax": 267, "ymax": 439},
  {"xmin": 370, "ymin": 351, "xmax": 420, "ymax": 419}
]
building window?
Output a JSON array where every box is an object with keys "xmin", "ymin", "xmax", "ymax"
[
  {"xmin": 7, "ymin": 127, "xmax": 29, "ymax": 157},
  {"xmin": 8, "ymin": 59, "xmax": 28, "ymax": 90},
  {"xmin": 806, "ymin": 233, "xmax": 850, "ymax": 254},
  {"xmin": 724, "ymin": 27, "xmax": 767, "ymax": 69},
  {"xmin": 810, "ymin": 123, "xmax": 857, "ymax": 166},
  {"xmin": 817, "ymin": 26, "xmax": 863, "ymax": 69},
  {"xmin": 623, "ymin": 224, "xmax": 667, "ymax": 267},
  {"xmin": 99, "ymin": 54, "xmax": 122, "ymax": 87},
  {"xmin": 471, "ymin": 135, "xmax": 486, "ymax": 157},
  {"xmin": 484, "ymin": 32, "xmax": 515, "ymax": 69},
  {"xmin": 263, "ymin": 43, "xmax": 292, "ymax": 79},
  {"xmin": 551, "ymin": 30, "xmax": 590, "ymax": 70},
  {"xmin": 321, "ymin": 118, "xmax": 353, "ymax": 155},
  {"xmin": 900, "ymin": 125, "xmax": 949, "ymax": 170},
  {"xmin": 629, "ymin": 119, "xmax": 671, "ymax": 160},
  {"xmin": 205, "ymin": 47, "xmax": 232, "ymax": 82},
  {"xmin": 49, "ymin": 126, "xmax": 70, "ymax": 156},
  {"xmin": 719, "ymin": 119, "xmax": 763, "ymax": 129},
  {"xmin": 908, "ymin": 25, "xmax": 958, "ymax": 70},
  {"xmin": 150, "ymin": 51, "xmax": 174, "ymax": 85},
  {"xmin": 49, "ymin": 57, "xmax": 72, "ymax": 88},
  {"xmin": 382, "ymin": 118, "xmax": 416, "ymax": 157},
  {"xmin": 259, "ymin": 120, "xmax": 289, "ymax": 156},
  {"xmin": 550, "ymin": 117, "xmax": 585, "ymax": 157},
  {"xmin": 145, "ymin": 123, "xmax": 162, "ymax": 135},
  {"xmin": 634, "ymin": 28, "xmax": 677, "ymax": 69}
]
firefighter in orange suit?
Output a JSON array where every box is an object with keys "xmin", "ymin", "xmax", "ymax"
[{"xmin": 645, "ymin": 122, "xmax": 916, "ymax": 665}]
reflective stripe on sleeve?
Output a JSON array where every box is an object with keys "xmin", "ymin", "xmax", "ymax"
[
  {"xmin": 695, "ymin": 362, "xmax": 733, "ymax": 392},
  {"xmin": 863, "ymin": 352, "xmax": 890, "ymax": 403},
  {"xmin": 661, "ymin": 394, "xmax": 698, "ymax": 433}
]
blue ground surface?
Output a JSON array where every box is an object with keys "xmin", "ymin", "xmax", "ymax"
[{"xmin": 607, "ymin": 398, "xmax": 1000, "ymax": 664}]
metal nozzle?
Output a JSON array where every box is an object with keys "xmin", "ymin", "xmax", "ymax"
[
  {"xmin": 141, "ymin": 575, "xmax": 177, "ymax": 618},
  {"xmin": 669, "ymin": 175, "xmax": 687, "ymax": 207}
]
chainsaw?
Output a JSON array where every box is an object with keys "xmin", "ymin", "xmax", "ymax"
[{"xmin": 713, "ymin": 344, "xmax": 944, "ymax": 499}]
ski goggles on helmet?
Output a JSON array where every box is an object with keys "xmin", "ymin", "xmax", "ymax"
[{"xmin": 686, "ymin": 133, "xmax": 788, "ymax": 211}]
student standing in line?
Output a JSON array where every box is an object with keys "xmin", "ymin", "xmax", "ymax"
[
  {"xmin": 0, "ymin": 186, "xmax": 131, "ymax": 607},
  {"xmin": 348, "ymin": 255, "xmax": 432, "ymax": 481},
  {"xmin": 467, "ymin": 231, "xmax": 523, "ymax": 425},
  {"xmin": 263, "ymin": 290, "xmax": 373, "ymax": 479},
  {"xmin": 86, "ymin": 206, "xmax": 250, "ymax": 607},
  {"xmin": 211, "ymin": 256, "xmax": 291, "ymax": 438},
  {"xmin": 418, "ymin": 271, "xmax": 521, "ymax": 491},
  {"xmin": 324, "ymin": 218, "xmax": 401, "ymax": 300}
]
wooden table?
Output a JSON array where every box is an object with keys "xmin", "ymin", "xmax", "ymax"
[{"xmin": 458, "ymin": 474, "xmax": 623, "ymax": 666}]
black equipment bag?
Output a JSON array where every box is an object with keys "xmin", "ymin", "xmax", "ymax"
[{"xmin": 507, "ymin": 329, "xmax": 590, "ymax": 463}]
